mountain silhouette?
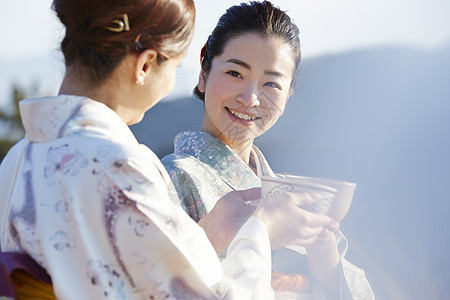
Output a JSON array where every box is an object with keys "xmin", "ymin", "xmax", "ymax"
[{"xmin": 131, "ymin": 44, "xmax": 450, "ymax": 299}]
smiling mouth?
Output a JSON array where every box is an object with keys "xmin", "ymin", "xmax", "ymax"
[{"xmin": 226, "ymin": 107, "xmax": 260, "ymax": 121}]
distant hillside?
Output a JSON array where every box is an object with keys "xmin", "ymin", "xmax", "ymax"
[
  {"xmin": 131, "ymin": 96, "xmax": 205, "ymax": 155},
  {"xmin": 131, "ymin": 44, "xmax": 450, "ymax": 299}
]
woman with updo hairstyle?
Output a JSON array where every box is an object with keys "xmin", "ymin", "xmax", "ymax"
[
  {"xmin": 0, "ymin": 0, "xmax": 308, "ymax": 298},
  {"xmin": 163, "ymin": 1, "xmax": 375, "ymax": 299}
]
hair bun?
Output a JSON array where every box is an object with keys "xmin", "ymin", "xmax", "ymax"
[{"xmin": 52, "ymin": 0, "xmax": 195, "ymax": 83}]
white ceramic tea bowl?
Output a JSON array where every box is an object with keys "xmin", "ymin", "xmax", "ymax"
[{"xmin": 260, "ymin": 174, "xmax": 356, "ymax": 221}]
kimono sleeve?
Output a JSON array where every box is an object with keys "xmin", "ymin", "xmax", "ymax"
[
  {"xmin": 162, "ymin": 153, "xmax": 206, "ymax": 222},
  {"xmin": 103, "ymin": 149, "xmax": 274, "ymax": 299}
]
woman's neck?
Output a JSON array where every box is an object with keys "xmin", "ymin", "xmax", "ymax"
[
  {"xmin": 202, "ymin": 133, "xmax": 253, "ymax": 165},
  {"xmin": 59, "ymin": 65, "xmax": 138, "ymax": 125},
  {"xmin": 59, "ymin": 66, "xmax": 109, "ymax": 104},
  {"xmin": 201, "ymin": 114, "xmax": 255, "ymax": 164},
  {"xmin": 229, "ymin": 140, "xmax": 253, "ymax": 165}
]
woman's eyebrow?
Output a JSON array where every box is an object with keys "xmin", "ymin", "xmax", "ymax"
[
  {"xmin": 226, "ymin": 58, "xmax": 286, "ymax": 79},
  {"xmin": 264, "ymin": 70, "xmax": 286, "ymax": 79},
  {"xmin": 226, "ymin": 58, "xmax": 251, "ymax": 70}
]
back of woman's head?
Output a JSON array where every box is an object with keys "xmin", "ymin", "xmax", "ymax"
[
  {"xmin": 53, "ymin": 0, "xmax": 195, "ymax": 84},
  {"xmin": 194, "ymin": 0, "xmax": 301, "ymax": 100}
]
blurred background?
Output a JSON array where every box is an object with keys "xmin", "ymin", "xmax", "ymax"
[{"xmin": 1, "ymin": 0, "xmax": 449, "ymax": 298}]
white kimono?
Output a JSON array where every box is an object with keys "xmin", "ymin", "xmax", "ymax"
[{"xmin": 0, "ymin": 96, "xmax": 274, "ymax": 299}]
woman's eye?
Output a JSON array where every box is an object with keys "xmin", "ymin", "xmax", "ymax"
[
  {"xmin": 265, "ymin": 82, "xmax": 281, "ymax": 90},
  {"xmin": 227, "ymin": 70, "xmax": 242, "ymax": 78}
]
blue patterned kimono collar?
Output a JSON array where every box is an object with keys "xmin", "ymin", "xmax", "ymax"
[{"xmin": 173, "ymin": 131, "xmax": 262, "ymax": 191}]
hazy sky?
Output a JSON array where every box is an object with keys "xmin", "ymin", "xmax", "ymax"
[{"xmin": 1, "ymin": 0, "xmax": 450, "ymax": 98}]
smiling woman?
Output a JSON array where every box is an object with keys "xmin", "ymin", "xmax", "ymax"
[
  {"xmin": 162, "ymin": 1, "xmax": 375, "ymax": 299},
  {"xmin": 199, "ymin": 33, "xmax": 294, "ymax": 160}
]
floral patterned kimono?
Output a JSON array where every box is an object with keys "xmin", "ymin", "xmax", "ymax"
[
  {"xmin": 0, "ymin": 96, "xmax": 275, "ymax": 299},
  {"xmin": 162, "ymin": 131, "xmax": 375, "ymax": 300}
]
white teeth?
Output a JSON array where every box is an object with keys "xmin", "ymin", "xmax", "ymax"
[{"xmin": 228, "ymin": 108, "xmax": 256, "ymax": 121}]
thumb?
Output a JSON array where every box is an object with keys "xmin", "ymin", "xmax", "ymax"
[{"xmin": 239, "ymin": 187, "xmax": 261, "ymax": 202}]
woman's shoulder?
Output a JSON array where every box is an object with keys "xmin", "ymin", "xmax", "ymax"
[
  {"xmin": 63, "ymin": 134, "xmax": 166, "ymax": 189},
  {"xmin": 162, "ymin": 150, "xmax": 225, "ymax": 190},
  {"xmin": 161, "ymin": 152, "xmax": 209, "ymax": 177},
  {"xmin": 161, "ymin": 151, "xmax": 191, "ymax": 165}
]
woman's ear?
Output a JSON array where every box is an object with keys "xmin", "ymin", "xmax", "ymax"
[
  {"xmin": 135, "ymin": 49, "xmax": 158, "ymax": 86},
  {"xmin": 197, "ymin": 70, "xmax": 206, "ymax": 93}
]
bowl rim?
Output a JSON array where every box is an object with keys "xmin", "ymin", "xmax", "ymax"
[{"xmin": 260, "ymin": 175, "xmax": 339, "ymax": 194}]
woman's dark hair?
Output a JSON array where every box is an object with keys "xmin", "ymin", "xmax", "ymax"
[
  {"xmin": 194, "ymin": 0, "xmax": 300, "ymax": 100},
  {"xmin": 52, "ymin": 0, "xmax": 195, "ymax": 84}
]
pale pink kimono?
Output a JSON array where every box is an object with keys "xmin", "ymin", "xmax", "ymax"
[{"xmin": 0, "ymin": 96, "xmax": 274, "ymax": 299}]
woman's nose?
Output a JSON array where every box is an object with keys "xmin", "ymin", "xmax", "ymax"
[{"xmin": 237, "ymin": 84, "xmax": 260, "ymax": 107}]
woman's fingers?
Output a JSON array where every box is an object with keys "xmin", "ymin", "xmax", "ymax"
[
  {"xmin": 239, "ymin": 187, "xmax": 261, "ymax": 202},
  {"xmin": 325, "ymin": 220, "xmax": 339, "ymax": 232},
  {"xmin": 254, "ymin": 190, "xmax": 341, "ymax": 248},
  {"xmin": 286, "ymin": 192, "xmax": 339, "ymax": 229},
  {"xmin": 284, "ymin": 191, "xmax": 317, "ymax": 208},
  {"xmin": 282, "ymin": 202, "xmax": 340, "ymax": 247},
  {"xmin": 293, "ymin": 236, "xmax": 320, "ymax": 247},
  {"xmin": 301, "ymin": 209, "xmax": 334, "ymax": 227},
  {"xmin": 230, "ymin": 188, "xmax": 261, "ymax": 207},
  {"xmin": 299, "ymin": 222, "xmax": 325, "ymax": 238}
]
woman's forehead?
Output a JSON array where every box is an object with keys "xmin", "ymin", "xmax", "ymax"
[{"xmin": 216, "ymin": 33, "xmax": 295, "ymax": 75}]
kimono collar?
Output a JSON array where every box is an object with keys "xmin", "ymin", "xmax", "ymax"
[
  {"xmin": 173, "ymin": 131, "xmax": 263, "ymax": 190},
  {"xmin": 19, "ymin": 95, "xmax": 138, "ymax": 144}
]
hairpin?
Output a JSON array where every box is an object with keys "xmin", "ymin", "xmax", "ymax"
[
  {"xmin": 200, "ymin": 42, "xmax": 207, "ymax": 64},
  {"xmin": 134, "ymin": 34, "xmax": 144, "ymax": 51},
  {"xmin": 105, "ymin": 14, "xmax": 130, "ymax": 33},
  {"xmin": 200, "ymin": 36, "xmax": 212, "ymax": 64}
]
